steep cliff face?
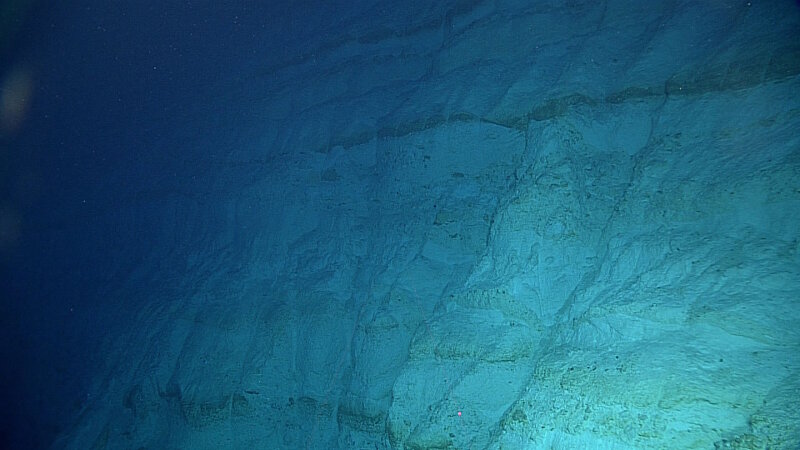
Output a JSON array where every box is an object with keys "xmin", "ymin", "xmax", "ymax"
[{"xmin": 56, "ymin": 1, "xmax": 799, "ymax": 449}]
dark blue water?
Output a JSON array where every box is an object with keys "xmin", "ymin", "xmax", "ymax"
[{"xmin": 0, "ymin": 2, "xmax": 322, "ymax": 447}]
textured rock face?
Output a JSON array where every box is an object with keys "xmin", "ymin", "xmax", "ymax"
[{"xmin": 57, "ymin": 1, "xmax": 799, "ymax": 449}]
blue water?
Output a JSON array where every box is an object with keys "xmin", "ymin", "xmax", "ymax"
[{"xmin": 0, "ymin": 2, "xmax": 283, "ymax": 447}]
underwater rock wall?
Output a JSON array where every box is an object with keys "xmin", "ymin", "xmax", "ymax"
[{"xmin": 56, "ymin": 1, "xmax": 800, "ymax": 449}]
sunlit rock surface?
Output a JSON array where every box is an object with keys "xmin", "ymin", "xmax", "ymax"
[{"xmin": 56, "ymin": 1, "xmax": 799, "ymax": 449}]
